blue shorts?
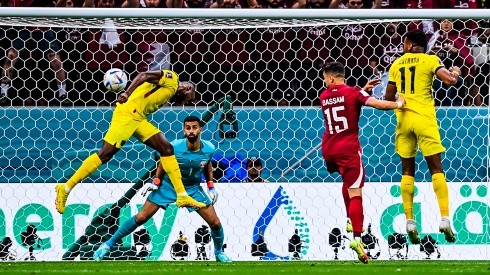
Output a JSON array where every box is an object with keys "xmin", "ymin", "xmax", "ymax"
[{"xmin": 147, "ymin": 181, "xmax": 212, "ymax": 212}]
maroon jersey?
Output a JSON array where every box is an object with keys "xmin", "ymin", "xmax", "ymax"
[
  {"xmin": 320, "ymin": 84, "xmax": 372, "ymax": 155},
  {"xmin": 430, "ymin": 30, "xmax": 474, "ymax": 75},
  {"xmin": 330, "ymin": 24, "xmax": 375, "ymax": 67},
  {"xmin": 296, "ymin": 26, "xmax": 332, "ymax": 64}
]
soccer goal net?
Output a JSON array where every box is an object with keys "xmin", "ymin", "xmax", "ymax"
[{"xmin": 0, "ymin": 8, "xmax": 488, "ymax": 261}]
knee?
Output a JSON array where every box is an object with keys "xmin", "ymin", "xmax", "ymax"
[
  {"xmin": 97, "ymin": 151, "xmax": 113, "ymax": 164},
  {"xmin": 208, "ymin": 219, "xmax": 222, "ymax": 231},
  {"xmin": 134, "ymin": 213, "xmax": 150, "ymax": 225},
  {"xmin": 159, "ymin": 141, "xmax": 174, "ymax": 156}
]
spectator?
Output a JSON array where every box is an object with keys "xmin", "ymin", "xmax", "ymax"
[
  {"xmin": 428, "ymin": 19, "xmax": 476, "ymax": 106},
  {"xmin": 244, "ymin": 157, "xmax": 268, "ymax": 183},
  {"xmin": 0, "ymin": 0, "xmax": 69, "ymax": 107}
]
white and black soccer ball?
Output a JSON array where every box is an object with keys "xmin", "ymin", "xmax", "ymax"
[{"xmin": 103, "ymin": 68, "xmax": 128, "ymax": 92}]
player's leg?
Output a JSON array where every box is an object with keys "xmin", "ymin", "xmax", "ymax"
[
  {"xmin": 136, "ymin": 121, "xmax": 205, "ymax": 208},
  {"xmin": 417, "ymin": 116, "xmax": 455, "ymax": 242},
  {"xmin": 425, "ymin": 153, "xmax": 455, "ymax": 242},
  {"xmin": 400, "ymin": 157, "xmax": 419, "ymax": 244},
  {"xmin": 196, "ymin": 205, "xmax": 232, "ymax": 263},
  {"xmin": 55, "ymin": 141, "xmax": 119, "ymax": 214},
  {"xmin": 339, "ymin": 152, "xmax": 368, "ymax": 264},
  {"xmin": 56, "ymin": 114, "xmax": 135, "ymax": 214},
  {"xmin": 395, "ymin": 112, "xmax": 420, "ymax": 244},
  {"xmin": 94, "ymin": 199, "xmax": 160, "ymax": 261}
]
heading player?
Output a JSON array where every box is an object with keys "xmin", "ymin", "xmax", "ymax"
[
  {"xmin": 55, "ymin": 70, "xmax": 206, "ymax": 214},
  {"xmin": 320, "ymin": 62, "xmax": 405, "ymax": 263}
]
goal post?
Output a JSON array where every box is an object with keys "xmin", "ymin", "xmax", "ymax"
[{"xmin": 0, "ymin": 8, "xmax": 488, "ymax": 261}]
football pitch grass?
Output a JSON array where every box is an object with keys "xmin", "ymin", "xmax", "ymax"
[{"xmin": 1, "ymin": 261, "xmax": 489, "ymax": 275}]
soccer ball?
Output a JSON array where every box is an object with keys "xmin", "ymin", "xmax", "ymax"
[{"xmin": 103, "ymin": 68, "xmax": 128, "ymax": 92}]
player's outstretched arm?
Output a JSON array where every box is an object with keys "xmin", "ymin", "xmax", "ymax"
[
  {"xmin": 436, "ymin": 66, "xmax": 461, "ymax": 86},
  {"xmin": 366, "ymin": 96, "xmax": 405, "ymax": 110},
  {"xmin": 118, "ymin": 70, "xmax": 164, "ymax": 103}
]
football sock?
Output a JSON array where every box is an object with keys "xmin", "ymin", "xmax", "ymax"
[
  {"xmin": 401, "ymin": 175, "xmax": 415, "ymax": 220},
  {"xmin": 432, "ymin": 173, "xmax": 449, "ymax": 217},
  {"xmin": 161, "ymin": 155, "xmax": 187, "ymax": 196},
  {"xmin": 58, "ymin": 83, "xmax": 67, "ymax": 97},
  {"xmin": 348, "ymin": 196, "xmax": 363, "ymax": 238},
  {"xmin": 211, "ymin": 226, "xmax": 224, "ymax": 254},
  {"xmin": 106, "ymin": 216, "xmax": 139, "ymax": 247},
  {"xmin": 65, "ymin": 153, "xmax": 102, "ymax": 191},
  {"xmin": 342, "ymin": 185, "xmax": 350, "ymax": 218}
]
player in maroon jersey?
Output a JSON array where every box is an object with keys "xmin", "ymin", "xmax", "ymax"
[{"xmin": 320, "ymin": 62, "xmax": 404, "ymax": 263}]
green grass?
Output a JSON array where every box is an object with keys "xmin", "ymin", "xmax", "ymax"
[{"xmin": 1, "ymin": 261, "xmax": 490, "ymax": 275}]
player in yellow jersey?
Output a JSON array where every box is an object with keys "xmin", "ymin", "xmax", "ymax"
[
  {"xmin": 55, "ymin": 69, "xmax": 206, "ymax": 214},
  {"xmin": 385, "ymin": 30, "xmax": 461, "ymax": 244}
]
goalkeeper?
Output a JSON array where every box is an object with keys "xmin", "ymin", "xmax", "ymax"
[
  {"xmin": 55, "ymin": 70, "xmax": 206, "ymax": 214},
  {"xmin": 93, "ymin": 116, "xmax": 232, "ymax": 263}
]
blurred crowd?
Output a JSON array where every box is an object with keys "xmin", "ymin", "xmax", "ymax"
[{"xmin": 0, "ymin": 0, "xmax": 488, "ymax": 107}]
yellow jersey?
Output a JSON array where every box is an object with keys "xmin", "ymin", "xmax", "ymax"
[
  {"xmin": 116, "ymin": 70, "xmax": 179, "ymax": 120},
  {"xmin": 388, "ymin": 53, "xmax": 444, "ymax": 118}
]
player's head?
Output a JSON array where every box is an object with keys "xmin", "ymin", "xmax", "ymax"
[
  {"xmin": 183, "ymin": 115, "xmax": 202, "ymax": 143},
  {"xmin": 404, "ymin": 30, "xmax": 428, "ymax": 53},
  {"xmin": 322, "ymin": 62, "xmax": 345, "ymax": 87},
  {"xmin": 171, "ymin": 81, "xmax": 196, "ymax": 106}
]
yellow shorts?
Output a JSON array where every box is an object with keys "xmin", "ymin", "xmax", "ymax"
[
  {"xmin": 395, "ymin": 111, "xmax": 445, "ymax": 158},
  {"xmin": 103, "ymin": 107, "xmax": 160, "ymax": 149}
]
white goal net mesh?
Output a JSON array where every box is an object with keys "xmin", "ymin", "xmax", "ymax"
[{"xmin": 0, "ymin": 12, "xmax": 488, "ymax": 261}]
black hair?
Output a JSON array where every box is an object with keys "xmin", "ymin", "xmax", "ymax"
[
  {"xmin": 184, "ymin": 115, "xmax": 202, "ymax": 126},
  {"xmin": 405, "ymin": 29, "xmax": 428, "ymax": 49},
  {"xmin": 322, "ymin": 62, "xmax": 345, "ymax": 78}
]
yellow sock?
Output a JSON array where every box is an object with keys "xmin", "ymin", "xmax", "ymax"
[
  {"xmin": 65, "ymin": 153, "xmax": 102, "ymax": 191},
  {"xmin": 160, "ymin": 155, "xmax": 187, "ymax": 196},
  {"xmin": 401, "ymin": 175, "xmax": 415, "ymax": 220},
  {"xmin": 432, "ymin": 173, "xmax": 449, "ymax": 217}
]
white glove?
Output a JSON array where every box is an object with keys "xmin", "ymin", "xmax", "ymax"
[
  {"xmin": 141, "ymin": 178, "xmax": 161, "ymax": 196},
  {"xmin": 207, "ymin": 181, "xmax": 218, "ymax": 205}
]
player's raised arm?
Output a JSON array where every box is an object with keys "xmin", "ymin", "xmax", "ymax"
[
  {"xmin": 118, "ymin": 70, "xmax": 163, "ymax": 103},
  {"xmin": 436, "ymin": 66, "xmax": 461, "ymax": 86}
]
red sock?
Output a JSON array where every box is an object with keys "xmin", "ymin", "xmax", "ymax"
[
  {"xmin": 342, "ymin": 185, "xmax": 350, "ymax": 218},
  {"xmin": 348, "ymin": 196, "xmax": 364, "ymax": 237}
]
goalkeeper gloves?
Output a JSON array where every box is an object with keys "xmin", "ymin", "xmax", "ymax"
[
  {"xmin": 207, "ymin": 181, "xmax": 218, "ymax": 205},
  {"xmin": 142, "ymin": 178, "xmax": 161, "ymax": 196}
]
